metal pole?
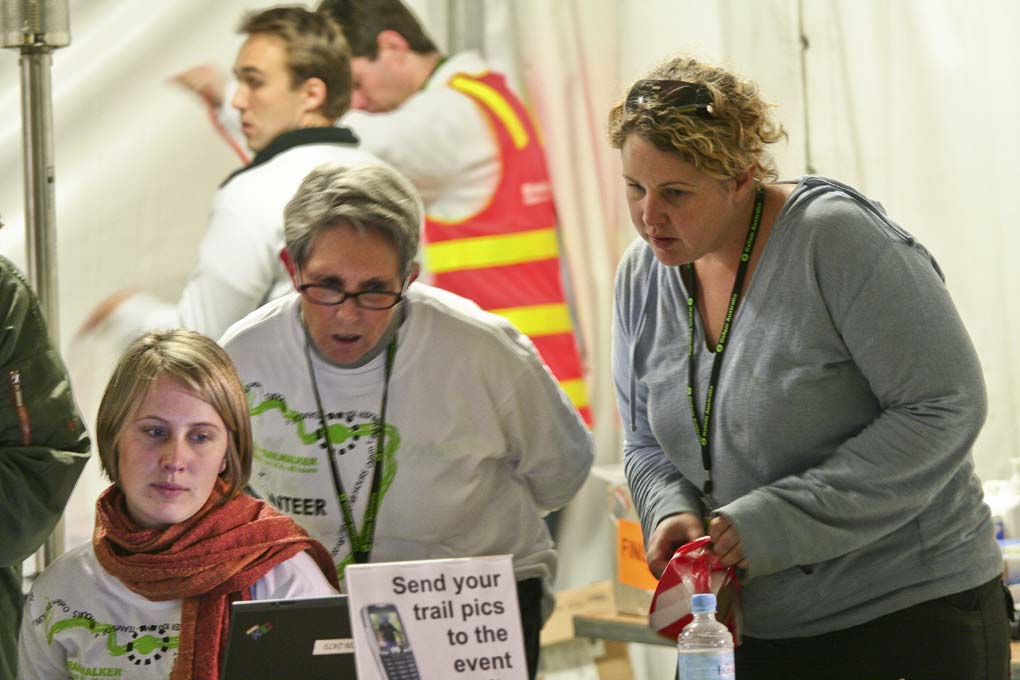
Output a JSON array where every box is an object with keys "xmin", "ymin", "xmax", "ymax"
[
  {"xmin": 2, "ymin": 0, "xmax": 71, "ymax": 570},
  {"xmin": 22, "ymin": 44, "xmax": 63, "ymax": 569},
  {"xmin": 21, "ymin": 47, "xmax": 59, "ymax": 341},
  {"xmin": 446, "ymin": 0, "xmax": 484, "ymax": 55}
]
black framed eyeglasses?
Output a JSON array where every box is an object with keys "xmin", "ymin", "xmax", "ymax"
[
  {"xmin": 624, "ymin": 79, "xmax": 715, "ymax": 117},
  {"xmin": 297, "ymin": 283, "xmax": 404, "ymax": 310}
]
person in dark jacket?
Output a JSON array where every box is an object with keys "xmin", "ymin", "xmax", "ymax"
[{"xmin": 0, "ymin": 254, "xmax": 91, "ymax": 678}]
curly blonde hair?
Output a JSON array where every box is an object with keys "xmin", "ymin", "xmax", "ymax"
[{"xmin": 608, "ymin": 55, "xmax": 787, "ymax": 182}]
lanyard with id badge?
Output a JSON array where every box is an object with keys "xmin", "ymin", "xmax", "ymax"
[{"xmin": 647, "ymin": 185, "xmax": 767, "ymax": 644}]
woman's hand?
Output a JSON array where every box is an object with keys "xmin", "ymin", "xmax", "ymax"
[
  {"xmin": 646, "ymin": 512, "xmax": 705, "ymax": 579},
  {"xmin": 709, "ymin": 515, "xmax": 748, "ymax": 570}
]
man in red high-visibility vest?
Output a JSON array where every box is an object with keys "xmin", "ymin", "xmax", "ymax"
[{"xmin": 320, "ymin": 0, "xmax": 592, "ymax": 428}]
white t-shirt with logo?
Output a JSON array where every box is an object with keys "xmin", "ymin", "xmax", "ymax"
[
  {"xmin": 220, "ymin": 284, "xmax": 594, "ymax": 620},
  {"xmin": 18, "ymin": 541, "xmax": 336, "ymax": 679}
]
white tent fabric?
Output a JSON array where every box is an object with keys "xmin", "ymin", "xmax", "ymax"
[{"xmin": 2, "ymin": 2, "xmax": 1017, "ymax": 673}]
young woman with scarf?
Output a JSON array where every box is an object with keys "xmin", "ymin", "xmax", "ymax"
[{"xmin": 18, "ymin": 330, "xmax": 339, "ymax": 680}]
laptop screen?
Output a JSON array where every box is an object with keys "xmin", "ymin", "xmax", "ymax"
[{"xmin": 221, "ymin": 595, "xmax": 357, "ymax": 680}]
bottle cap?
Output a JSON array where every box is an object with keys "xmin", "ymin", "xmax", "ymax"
[{"xmin": 690, "ymin": 593, "xmax": 716, "ymax": 613}]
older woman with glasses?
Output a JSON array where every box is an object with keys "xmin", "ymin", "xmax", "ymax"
[
  {"xmin": 610, "ymin": 55, "xmax": 1008, "ymax": 679},
  {"xmin": 219, "ymin": 163, "xmax": 593, "ymax": 680}
]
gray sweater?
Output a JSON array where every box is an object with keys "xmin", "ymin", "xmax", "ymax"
[{"xmin": 613, "ymin": 176, "xmax": 1001, "ymax": 638}]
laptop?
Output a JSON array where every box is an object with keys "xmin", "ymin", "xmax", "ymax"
[{"xmin": 221, "ymin": 594, "xmax": 358, "ymax": 679}]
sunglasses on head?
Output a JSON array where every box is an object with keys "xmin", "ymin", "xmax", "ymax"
[{"xmin": 624, "ymin": 79, "xmax": 715, "ymax": 117}]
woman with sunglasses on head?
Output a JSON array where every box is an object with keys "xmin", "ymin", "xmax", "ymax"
[
  {"xmin": 610, "ymin": 56, "xmax": 1008, "ymax": 679},
  {"xmin": 18, "ymin": 330, "xmax": 339, "ymax": 680}
]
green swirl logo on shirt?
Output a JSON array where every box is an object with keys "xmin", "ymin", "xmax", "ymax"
[
  {"xmin": 247, "ymin": 389, "xmax": 399, "ymax": 494},
  {"xmin": 47, "ymin": 612, "xmax": 178, "ymax": 665},
  {"xmin": 245, "ymin": 387, "xmax": 401, "ymax": 577}
]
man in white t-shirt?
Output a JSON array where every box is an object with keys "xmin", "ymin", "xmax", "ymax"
[
  {"xmin": 81, "ymin": 6, "xmax": 383, "ymax": 343},
  {"xmin": 220, "ymin": 163, "xmax": 593, "ymax": 679}
]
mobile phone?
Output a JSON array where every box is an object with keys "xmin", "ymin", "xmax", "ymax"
[{"xmin": 361, "ymin": 603, "xmax": 422, "ymax": 680}]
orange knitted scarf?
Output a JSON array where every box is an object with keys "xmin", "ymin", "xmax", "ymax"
[{"xmin": 93, "ymin": 479, "xmax": 339, "ymax": 680}]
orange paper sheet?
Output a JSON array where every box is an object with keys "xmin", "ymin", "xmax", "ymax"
[{"xmin": 617, "ymin": 519, "xmax": 659, "ymax": 591}]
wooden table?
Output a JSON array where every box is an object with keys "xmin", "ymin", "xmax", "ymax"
[{"xmin": 575, "ymin": 610, "xmax": 1020, "ymax": 677}]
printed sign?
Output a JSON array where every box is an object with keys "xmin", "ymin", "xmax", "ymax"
[{"xmin": 346, "ymin": 555, "xmax": 527, "ymax": 680}]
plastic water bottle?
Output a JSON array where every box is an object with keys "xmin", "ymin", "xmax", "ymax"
[{"xmin": 676, "ymin": 593, "xmax": 735, "ymax": 680}]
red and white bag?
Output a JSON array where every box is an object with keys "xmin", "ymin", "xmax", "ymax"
[{"xmin": 647, "ymin": 536, "xmax": 743, "ymax": 643}]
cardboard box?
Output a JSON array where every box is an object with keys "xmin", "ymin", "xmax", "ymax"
[
  {"xmin": 590, "ymin": 465, "xmax": 657, "ymax": 616},
  {"xmin": 541, "ymin": 581, "xmax": 615, "ymax": 647},
  {"xmin": 539, "ymin": 639, "xmax": 631, "ymax": 680},
  {"xmin": 539, "ymin": 581, "xmax": 633, "ymax": 680}
]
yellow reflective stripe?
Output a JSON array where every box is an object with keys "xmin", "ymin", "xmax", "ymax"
[
  {"xmin": 559, "ymin": 379, "xmax": 589, "ymax": 409},
  {"xmin": 490, "ymin": 303, "xmax": 573, "ymax": 337},
  {"xmin": 449, "ymin": 74, "xmax": 529, "ymax": 149},
  {"xmin": 425, "ymin": 228, "xmax": 558, "ymax": 273}
]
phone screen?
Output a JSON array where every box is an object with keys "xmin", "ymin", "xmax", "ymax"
[{"xmin": 365, "ymin": 604, "xmax": 411, "ymax": 653}]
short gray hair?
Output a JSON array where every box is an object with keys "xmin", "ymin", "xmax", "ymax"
[{"xmin": 284, "ymin": 163, "xmax": 423, "ymax": 276}]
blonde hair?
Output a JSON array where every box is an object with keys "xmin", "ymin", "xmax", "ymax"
[
  {"xmin": 96, "ymin": 330, "xmax": 252, "ymax": 501},
  {"xmin": 608, "ymin": 55, "xmax": 787, "ymax": 182}
]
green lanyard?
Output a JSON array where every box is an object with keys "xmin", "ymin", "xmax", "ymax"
[
  {"xmin": 685, "ymin": 185, "xmax": 766, "ymax": 512},
  {"xmin": 303, "ymin": 336, "xmax": 396, "ymax": 564}
]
